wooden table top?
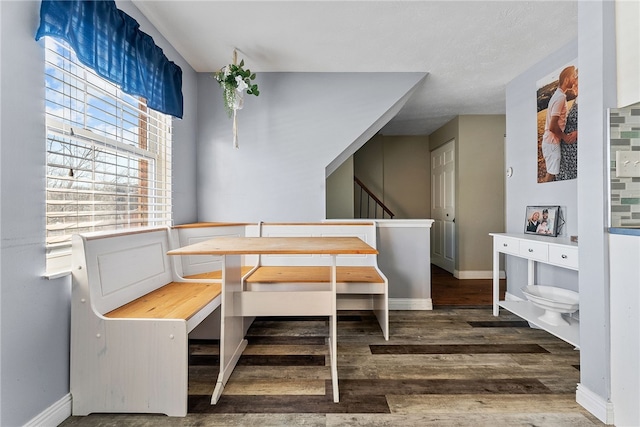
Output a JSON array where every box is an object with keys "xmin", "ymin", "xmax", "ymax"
[{"xmin": 167, "ymin": 236, "xmax": 378, "ymax": 256}]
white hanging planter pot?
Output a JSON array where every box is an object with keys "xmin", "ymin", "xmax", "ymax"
[
  {"xmin": 233, "ymin": 90, "xmax": 244, "ymax": 111},
  {"xmin": 232, "ymin": 90, "xmax": 244, "ymax": 149}
]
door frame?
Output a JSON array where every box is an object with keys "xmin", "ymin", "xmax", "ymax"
[{"xmin": 430, "ymin": 139, "xmax": 456, "ymax": 273}]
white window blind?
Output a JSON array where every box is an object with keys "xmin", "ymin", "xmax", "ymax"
[{"xmin": 44, "ymin": 37, "xmax": 173, "ymax": 273}]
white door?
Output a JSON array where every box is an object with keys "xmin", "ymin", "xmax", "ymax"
[{"xmin": 430, "ymin": 140, "xmax": 456, "ymax": 273}]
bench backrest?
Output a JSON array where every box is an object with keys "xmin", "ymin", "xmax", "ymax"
[
  {"xmin": 258, "ymin": 222, "xmax": 378, "ymax": 267},
  {"xmin": 72, "ymin": 227, "xmax": 176, "ymax": 315},
  {"xmin": 171, "ymin": 223, "xmax": 259, "ymax": 276}
]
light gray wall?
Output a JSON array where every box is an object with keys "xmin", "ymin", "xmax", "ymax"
[
  {"xmin": 504, "ymin": 0, "xmax": 616, "ymax": 409},
  {"xmin": 326, "ymin": 157, "xmax": 354, "ymax": 219},
  {"xmin": 576, "ymin": 0, "xmax": 616, "ymax": 406},
  {"xmin": 354, "ymin": 135, "xmax": 384, "ymax": 217},
  {"xmin": 0, "ymin": 1, "xmax": 199, "ymax": 425},
  {"xmin": 354, "ymin": 135, "xmax": 431, "ymax": 219},
  {"xmin": 1, "ymin": 4, "xmax": 69, "ymax": 426},
  {"xmin": 384, "ymin": 135, "xmax": 430, "ymax": 218},
  {"xmin": 505, "ymin": 39, "xmax": 580, "ymax": 295},
  {"xmin": 457, "ymin": 115, "xmax": 506, "ymax": 272},
  {"xmin": 196, "ymin": 72, "xmax": 426, "ymax": 222},
  {"xmin": 377, "ymin": 222, "xmax": 431, "ymax": 301}
]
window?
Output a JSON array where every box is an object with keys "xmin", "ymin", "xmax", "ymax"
[{"xmin": 44, "ymin": 38, "xmax": 173, "ymax": 273}]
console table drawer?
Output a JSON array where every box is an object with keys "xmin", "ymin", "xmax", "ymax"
[
  {"xmin": 519, "ymin": 241, "xmax": 548, "ymax": 261},
  {"xmin": 549, "ymin": 245, "xmax": 579, "ymax": 269},
  {"xmin": 494, "ymin": 236, "xmax": 519, "ymax": 255}
]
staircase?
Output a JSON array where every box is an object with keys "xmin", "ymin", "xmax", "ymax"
[{"xmin": 354, "ymin": 176, "xmax": 394, "ymax": 219}]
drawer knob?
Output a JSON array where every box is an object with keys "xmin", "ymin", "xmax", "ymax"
[
  {"xmin": 561, "ymin": 254, "xmax": 568, "ymax": 259},
  {"xmin": 528, "ymin": 248, "xmax": 533, "ymax": 252},
  {"xmin": 503, "ymin": 243, "xmax": 508, "ymax": 247}
]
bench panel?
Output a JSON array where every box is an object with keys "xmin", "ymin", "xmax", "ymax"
[
  {"xmin": 71, "ymin": 316, "xmax": 189, "ymax": 416},
  {"xmin": 82, "ymin": 228, "xmax": 175, "ymax": 315},
  {"xmin": 236, "ymin": 291, "xmax": 335, "ymax": 317},
  {"xmin": 98, "ymin": 243, "xmax": 167, "ymax": 297}
]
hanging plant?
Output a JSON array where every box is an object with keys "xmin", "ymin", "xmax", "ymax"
[
  {"xmin": 213, "ymin": 59, "xmax": 260, "ymax": 117},
  {"xmin": 212, "ymin": 51, "xmax": 260, "ymax": 149}
]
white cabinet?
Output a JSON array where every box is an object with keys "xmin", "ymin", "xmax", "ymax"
[
  {"xmin": 490, "ymin": 233, "xmax": 580, "ymax": 348},
  {"xmin": 615, "ymin": 0, "xmax": 640, "ymax": 107},
  {"xmin": 609, "ymin": 232, "xmax": 640, "ymax": 427}
]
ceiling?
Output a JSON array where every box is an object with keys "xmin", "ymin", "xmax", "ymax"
[{"xmin": 132, "ymin": 0, "xmax": 578, "ymax": 135}]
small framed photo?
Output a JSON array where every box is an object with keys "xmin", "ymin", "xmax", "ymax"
[{"xmin": 524, "ymin": 206, "xmax": 560, "ymax": 237}]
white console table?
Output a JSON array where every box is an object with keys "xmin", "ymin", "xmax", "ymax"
[{"xmin": 490, "ymin": 233, "xmax": 580, "ymax": 348}]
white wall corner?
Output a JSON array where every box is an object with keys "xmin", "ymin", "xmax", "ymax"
[
  {"xmin": 576, "ymin": 383, "xmax": 615, "ymax": 425},
  {"xmin": 389, "ymin": 298, "xmax": 433, "ymax": 310},
  {"xmin": 24, "ymin": 393, "xmax": 71, "ymax": 427}
]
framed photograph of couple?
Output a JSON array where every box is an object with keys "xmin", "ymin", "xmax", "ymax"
[
  {"xmin": 536, "ymin": 60, "xmax": 578, "ymax": 183},
  {"xmin": 524, "ymin": 206, "xmax": 560, "ymax": 237}
]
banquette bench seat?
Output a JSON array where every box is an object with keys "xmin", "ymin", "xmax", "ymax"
[
  {"xmin": 248, "ymin": 222, "xmax": 388, "ymax": 340},
  {"xmin": 70, "ymin": 227, "xmax": 222, "ymax": 417}
]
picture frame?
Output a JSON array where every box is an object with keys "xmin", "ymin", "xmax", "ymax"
[
  {"xmin": 536, "ymin": 61, "xmax": 578, "ymax": 183},
  {"xmin": 524, "ymin": 206, "xmax": 560, "ymax": 237}
]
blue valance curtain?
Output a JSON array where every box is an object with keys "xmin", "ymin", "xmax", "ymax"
[{"xmin": 35, "ymin": 0, "xmax": 183, "ymax": 118}]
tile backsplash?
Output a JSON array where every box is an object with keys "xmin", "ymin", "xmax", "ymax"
[{"xmin": 610, "ymin": 103, "xmax": 640, "ymax": 227}]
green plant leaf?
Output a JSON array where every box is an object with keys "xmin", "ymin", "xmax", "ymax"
[{"xmin": 216, "ymin": 56, "xmax": 260, "ymax": 107}]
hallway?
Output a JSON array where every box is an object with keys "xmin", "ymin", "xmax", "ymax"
[{"xmin": 431, "ymin": 264, "xmax": 506, "ymax": 307}]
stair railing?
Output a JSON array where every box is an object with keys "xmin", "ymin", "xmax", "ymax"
[{"xmin": 354, "ymin": 176, "xmax": 395, "ymax": 219}]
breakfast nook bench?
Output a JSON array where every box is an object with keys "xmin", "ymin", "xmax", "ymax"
[
  {"xmin": 70, "ymin": 227, "xmax": 222, "ymax": 417},
  {"xmin": 245, "ymin": 221, "xmax": 389, "ymax": 340}
]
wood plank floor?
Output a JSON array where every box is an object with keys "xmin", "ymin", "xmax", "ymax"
[
  {"xmin": 60, "ymin": 267, "xmax": 602, "ymax": 426},
  {"xmin": 431, "ymin": 264, "xmax": 506, "ymax": 307}
]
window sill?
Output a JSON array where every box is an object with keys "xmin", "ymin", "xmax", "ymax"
[{"xmin": 44, "ymin": 269, "xmax": 71, "ymax": 280}]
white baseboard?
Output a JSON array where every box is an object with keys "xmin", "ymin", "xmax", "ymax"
[
  {"xmin": 24, "ymin": 393, "xmax": 71, "ymax": 427},
  {"xmin": 389, "ymin": 298, "xmax": 432, "ymax": 310},
  {"xmin": 454, "ymin": 270, "xmax": 506, "ymax": 280},
  {"xmin": 576, "ymin": 383, "xmax": 614, "ymax": 425}
]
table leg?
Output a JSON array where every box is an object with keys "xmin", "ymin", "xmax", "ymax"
[
  {"xmin": 527, "ymin": 259, "xmax": 535, "ymax": 286},
  {"xmin": 211, "ymin": 254, "xmax": 247, "ymax": 404},
  {"xmin": 493, "ymin": 245, "xmax": 500, "ymax": 316},
  {"xmin": 329, "ymin": 255, "xmax": 339, "ymax": 402}
]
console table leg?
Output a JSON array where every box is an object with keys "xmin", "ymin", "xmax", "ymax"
[{"xmin": 493, "ymin": 246, "xmax": 500, "ymax": 316}]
